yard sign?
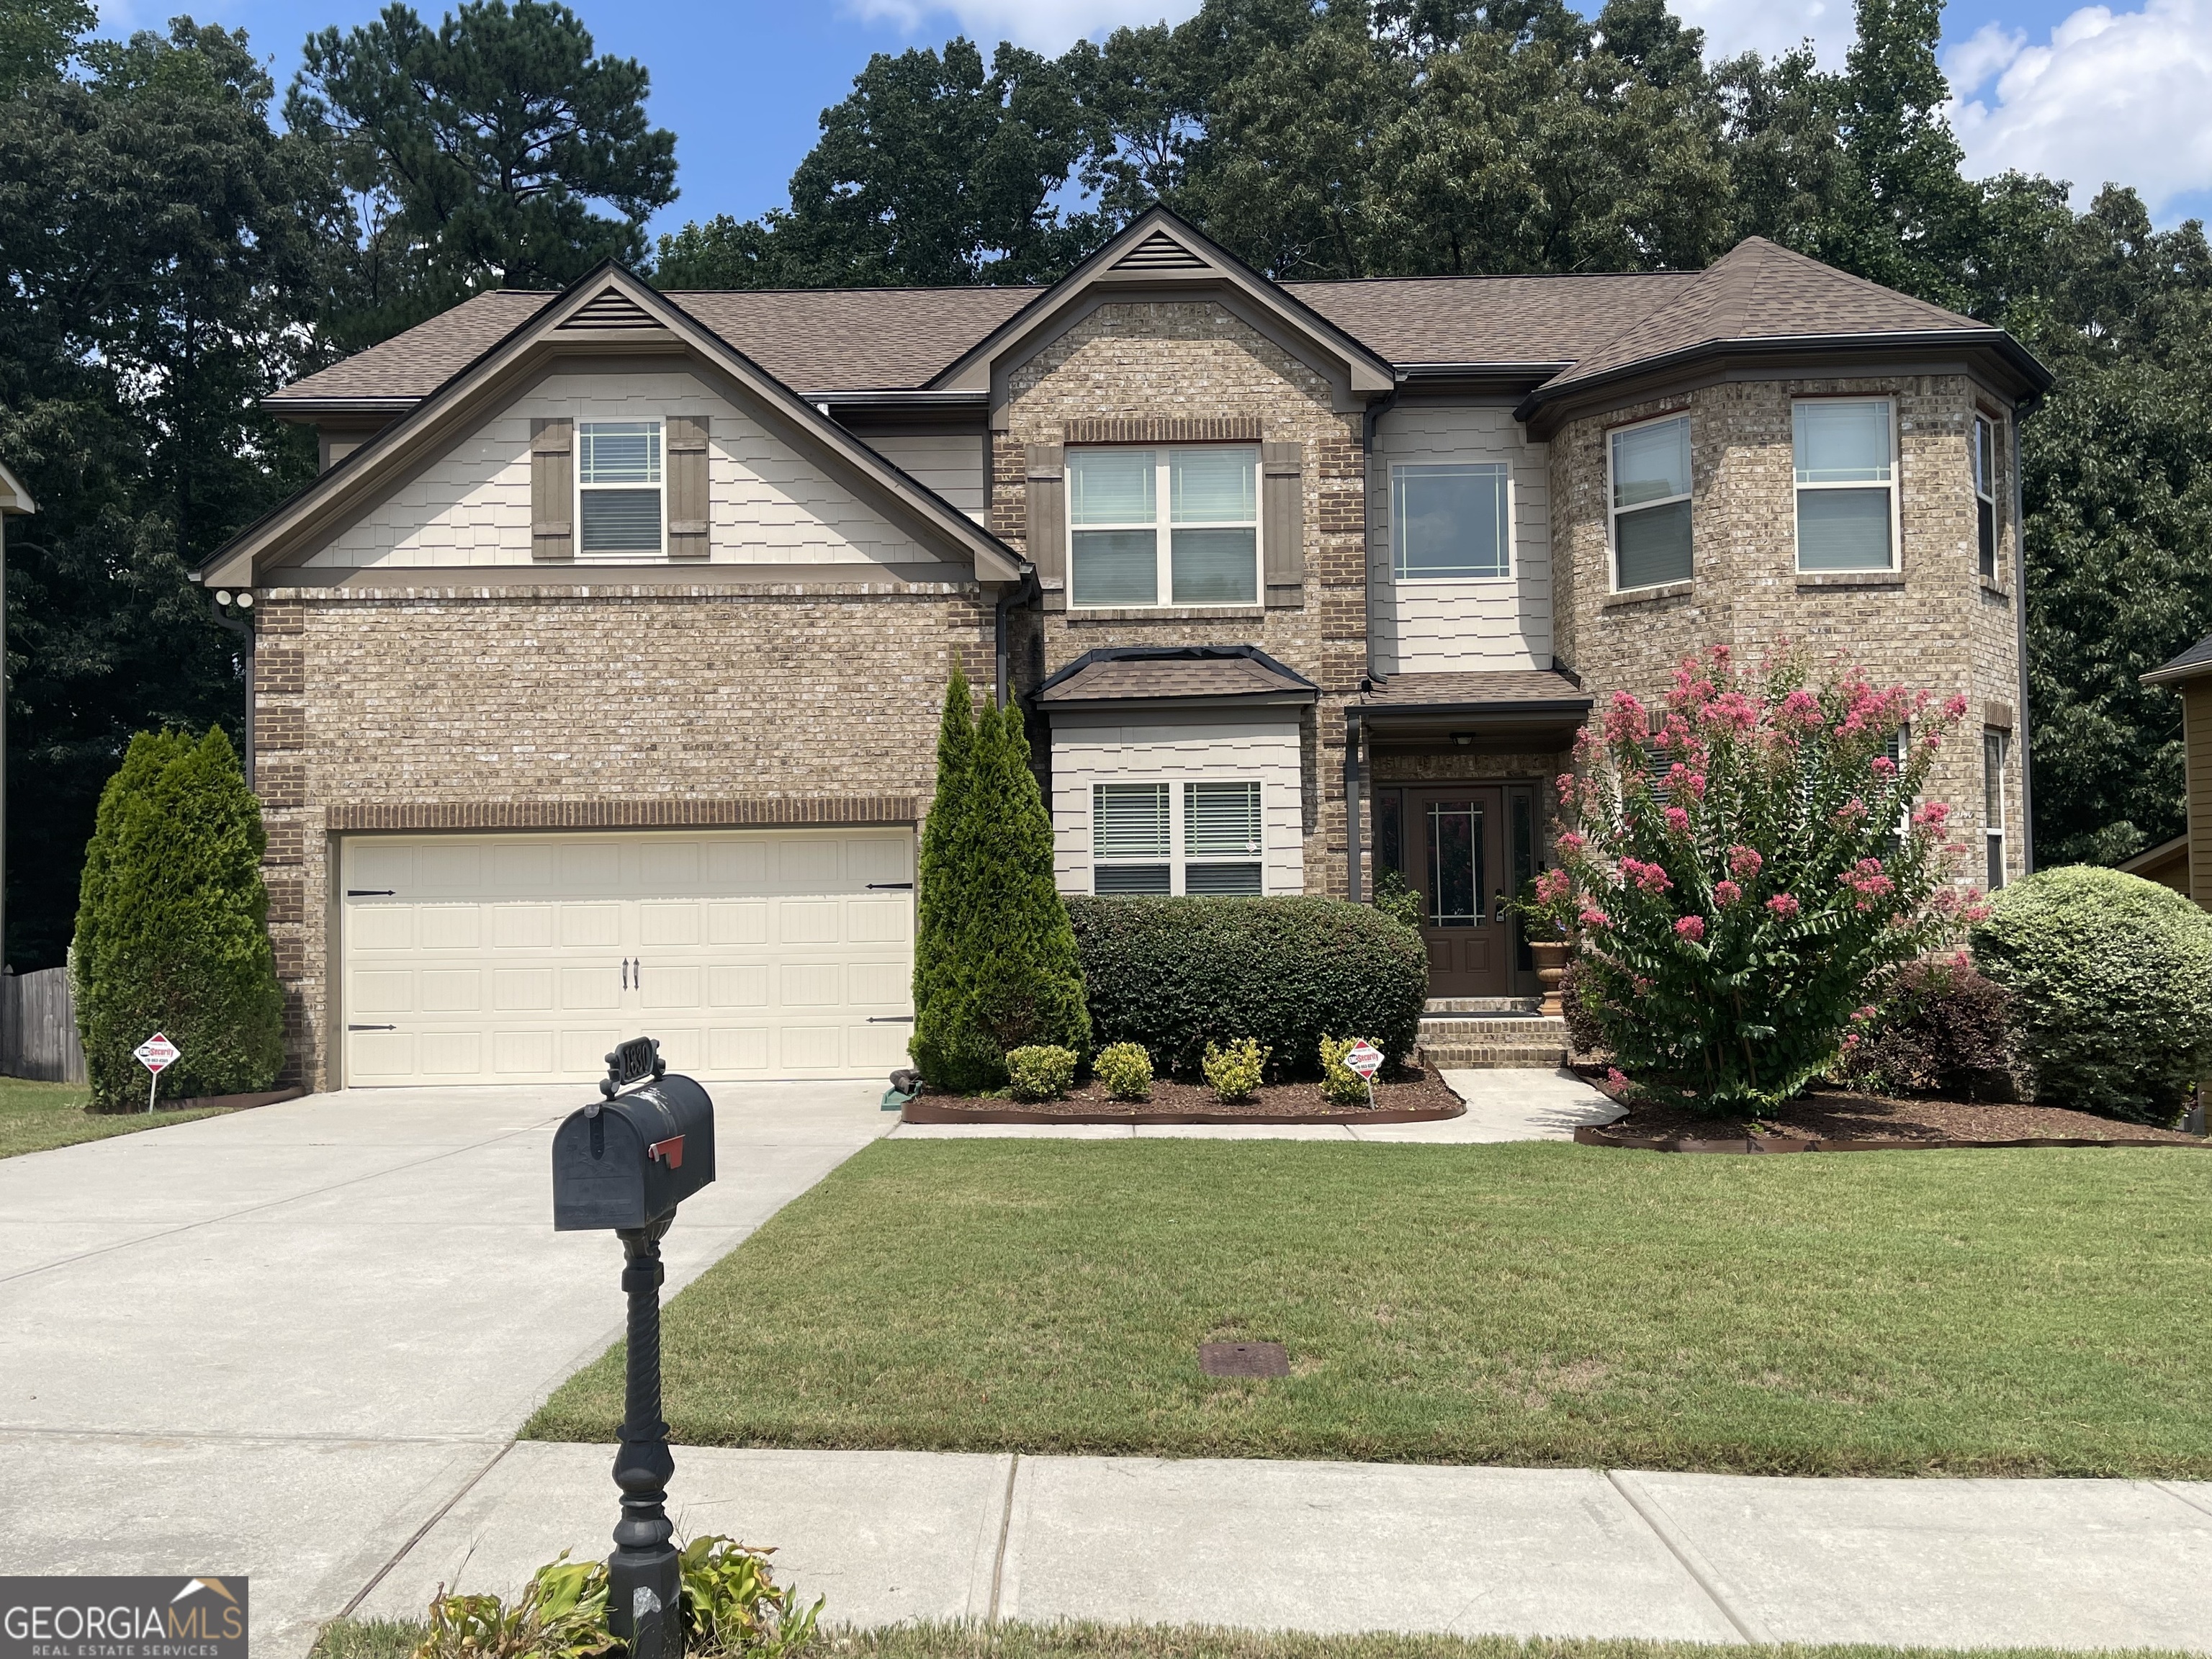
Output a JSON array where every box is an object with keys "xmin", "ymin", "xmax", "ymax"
[
  {"xmin": 134, "ymin": 1032, "xmax": 180, "ymax": 1112},
  {"xmin": 1344, "ymin": 1040, "xmax": 1383, "ymax": 1111}
]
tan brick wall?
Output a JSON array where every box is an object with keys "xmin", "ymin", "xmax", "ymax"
[
  {"xmin": 253, "ymin": 581, "xmax": 993, "ymax": 1088},
  {"xmin": 994, "ymin": 301, "xmax": 1368, "ymax": 895},
  {"xmin": 1550, "ymin": 372, "xmax": 2026, "ymax": 888}
]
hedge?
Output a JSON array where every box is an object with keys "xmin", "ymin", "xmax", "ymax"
[
  {"xmin": 1969, "ymin": 865, "xmax": 2212, "ymax": 1123},
  {"xmin": 1065, "ymin": 896, "xmax": 1427, "ymax": 1079}
]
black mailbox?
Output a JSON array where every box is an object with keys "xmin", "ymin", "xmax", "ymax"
[{"xmin": 553, "ymin": 1069, "xmax": 716, "ymax": 1232}]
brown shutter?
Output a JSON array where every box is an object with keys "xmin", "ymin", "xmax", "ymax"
[
  {"xmin": 530, "ymin": 418, "xmax": 572, "ymax": 562},
  {"xmin": 1262, "ymin": 441, "xmax": 1304, "ymax": 607},
  {"xmin": 665, "ymin": 415, "xmax": 710, "ymax": 559},
  {"xmin": 1027, "ymin": 443, "xmax": 1066, "ymax": 612}
]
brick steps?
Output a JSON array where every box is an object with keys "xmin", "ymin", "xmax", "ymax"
[
  {"xmin": 1420, "ymin": 1043, "xmax": 1573, "ymax": 1069},
  {"xmin": 1416, "ymin": 1012, "xmax": 1570, "ymax": 1071}
]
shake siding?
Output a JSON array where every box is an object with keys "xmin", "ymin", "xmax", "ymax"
[
  {"xmin": 1368, "ymin": 405, "xmax": 1552, "ymax": 674},
  {"xmin": 310, "ymin": 369, "xmax": 943, "ymax": 570},
  {"xmin": 865, "ymin": 433, "xmax": 988, "ymax": 523},
  {"xmin": 2188, "ymin": 680, "xmax": 2212, "ymax": 908},
  {"xmin": 1048, "ymin": 714, "xmax": 1305, "ymax": 896}
]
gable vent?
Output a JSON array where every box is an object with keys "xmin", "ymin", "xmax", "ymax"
[
  {"xmin": 559, "ymin": 287, "xmax": 660, "ymax": 330},
  {"xmin": 1112, "ymin": 230, "xmax": 1208, "ymax": 271}
]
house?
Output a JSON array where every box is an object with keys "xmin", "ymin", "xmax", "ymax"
[
  {"xmin": 199, "ymin": 207, "xmax": 2049, "ymax": 1089},
  {"xmin": 2135, "ymin": 635, "xmax": 2212, "ymax": 907}
]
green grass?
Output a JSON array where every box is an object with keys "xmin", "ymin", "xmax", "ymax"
[
  {"xmin": 0, "ymin": 1074, "xmax": 230, "ymax": 1159},
  {"xmin": 527, "ymin": 1140, "xmax": 2212, "ymax": 1478},
  {"xmin": 308, "ymin": 1617, "xmax": 2193, "ymax": 1659}
]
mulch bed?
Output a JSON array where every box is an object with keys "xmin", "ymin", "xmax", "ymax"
[
  {"xmin": 902, "ymin": 1064, "xmax": 1464, "ymax": 1124},
  {"xmin": 1574, "ymin": 1064, "xmax": 2204, "ymax": 1148}
]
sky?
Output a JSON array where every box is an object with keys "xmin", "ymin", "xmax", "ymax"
[{"xmin": 95, "ymin": 0, "xmax": 2212, "ymax": 240}]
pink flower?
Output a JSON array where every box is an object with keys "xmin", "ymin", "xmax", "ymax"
[
  {"xmin": 1534, "ymin": 868, "xmax": 1572, "ymax": 904},
  {"xmin": 1606, "ymin": 1067, "xmax": 1629, "ymax": 1092},
  {"xmin": 1675, "ymin": 914, "xmax": 1707, "ymax": 942},
  {"xmin": 1912, "ymin": 801, "xmax": 1951, "ymax": 832},
  {"xmin": 1943, "ymin": 693, "xmax": 1969, "ymax": 720},
  {"xmin": 1728, "ymin": 845, "xmax": 1763, "ymax": 881},
  {"xmin": 1631, "ymin": 976, "xmax": 1653, "ymax": 994},
  {"xmin": 1604, "ymin": 691, "xmax": 1650, "ymax": 746},
  {"xmin": 1555, "ymin": 830, "xmax": 1586, "ymax": 853},
  {"xmin": 1664, "ymin": 806, "xmax": 1691, "ymax": 835},
  {"xmin": 1851, "ymin": 1004, "xmax": 1878, "ymax": 1022},
  {"xmin": 1871, "ymin": 755, "xmax": 1897, "ymax": 780},
  {"xmin": 1578, "ymin": 906, "xmax": 1612, "ymax": 930},
  {"xmin": 1714, "ymin": 879, "xmax": 1743, "ymax": 905},
  {"xmin": 1834, "ymin": 797, "xmax": 1869, "ymax": 824},
  {"xmin": 1619, "ymin": 858, "xmax": 1674, "ymax": 894},
  {"xmin": 1766, "ymin": 893, "xmax": 1802, "ymax": 919},
  {"xmin": 1775, "ymin": 689, "xmax": 1824, "ymax": 732},
  {"xmin": 1556, "ymin": 773, "xmax": 1579, "ymax": 804},
  {"xmin": 1705, "ymin": 691, "xmax": 1760, "ymax": 735}
]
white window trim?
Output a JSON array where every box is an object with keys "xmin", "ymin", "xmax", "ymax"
[
  {"xmin": 1390, "ymin": 462, "xmax": 1514, "ymax": 583},
  {"xmin": 1972, "ymin": 413, "xmax": 2000, "ymax": 578},
  {"xmin": 1067, "ymin": 446, "xmax": 1262, "ymax": 611},
  {"xmin": 1984, "ymin": 728, "xmax": 2009, "ymax": 891},
  {"xmin": 575, "ymin": 415, "xmax": 667, "ymax": 562},
  {"xmin": 1091, "ymin": 778, "xmax": 1266, "ymax": 894},
  {"xmin": 1606, "ymin": 411, "xmax": 1694, "ymax": 593},
  {"xmin": 1792, "ymin": 396, "xmax": 1900, "ymax": 574}
]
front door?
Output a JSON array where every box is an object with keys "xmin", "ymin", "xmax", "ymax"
[{"xmin": 1405, "ymin": 787, "xmax": 1511, "ymax": 999}]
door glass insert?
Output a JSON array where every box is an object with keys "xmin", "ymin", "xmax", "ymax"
[{"xmin": 1426, "ymin": 801, "xmax": 1484, "ymax": 927}]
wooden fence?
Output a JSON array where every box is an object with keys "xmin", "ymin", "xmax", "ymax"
[{"xmin": 0, "ymin": 966, "xmax": 85, "ymax": 1083}]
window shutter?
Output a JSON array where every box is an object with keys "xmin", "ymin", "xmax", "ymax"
[
  {"xmin": 1027, "ymin": 443, "xmax": 1066, "ymax": 612},
  {"xmin": 530, "ymin": 418, "xmax": 572, "ymax": 562},
  {"xmin": 666, "ymin": 415, "xmax": 710, "ymax": 559},
  {"xmin": 1261, "ymin": 442, "xmax": 1303, "ymax": 607}
]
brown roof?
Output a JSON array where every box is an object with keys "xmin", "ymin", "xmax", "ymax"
[
  {"xmin": 1360, "ymin": 669, "xmax": 1589, "ymax": 709},
  {"xmin": 1038, "ymin": 648, "xmax": 1317, "ymax": 705},
  {"xmin": 271, "ymin": 291, "xmax": 555, "ymax": 405},
  {"xmin": 2144, "ymin": 633, "xmax": 2212, "ymax": 684},
  {"xmin": 678, "ymin": 287, "xmax": 1038, "ymax": 391},
  {"xmin": 1285, "ymin": 273, "xmax": 1699, "ymax": 367}
]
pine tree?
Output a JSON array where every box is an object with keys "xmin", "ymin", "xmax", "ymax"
[
  {"xmin": 909, "ymin": 667, "xmax": 978, "ymax": 1086},
  {"xmin": 73, "ymin": 728, "xmax": 286, "ymax": 1108}
]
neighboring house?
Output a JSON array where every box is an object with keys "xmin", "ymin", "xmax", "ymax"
[
  {"xmin": 2135, "ymin": 635, "xmax": 2212, "ymax": 907},
  {"xmin": 199, "ymin": 207, "xmax": 2049, "ymax": 1089}
]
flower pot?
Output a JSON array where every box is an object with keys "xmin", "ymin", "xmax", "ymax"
[{"xmin": 1529, "ymin": 939, "xmax": 1573, "ymax": 1017}]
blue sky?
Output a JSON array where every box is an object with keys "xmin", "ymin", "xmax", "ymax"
[{"xmin": 97, "ymin": 0, "xmax": 2212, "ymax": 240}]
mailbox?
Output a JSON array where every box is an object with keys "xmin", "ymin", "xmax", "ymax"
[{"xmin": 552, "ymin": 1072, "xmax": 717, "ymax": 1232}]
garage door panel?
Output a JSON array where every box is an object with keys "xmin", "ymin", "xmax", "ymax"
[
  {"xmin": 559, "ymin": 842, "xmax": 621, "ymax": 889},
  {"xmin": 778, "ymin": 840, "xmax": 840, "ymax": 886},
  {"xmin": 778, "ymin": 1025, "xmax": 842, "ymax": 1070},
  {"xmin": 708, "ymin": 1027, "xmax": 770, "ymax": 1072},
  {"xmin": 495, "ymin": 842, "xmax": 557, "ymax": 890},
  {"xmin": 848, "ymin": 837, "xmax": 910, "ymax": 884},
  {"xmin": 778, "ymin": 963, "xmax": 841, "ymax": 1007},
  {"xmin": 351, "ymin": 909, "xmax": 414, "ymax": 952},
  {"xmin": 421, "ymin": 970, "xmax": 481, "ymax": 1012},
  {"xmin": 642, "ymin": 966, "xmax": 701, "ymax": 1009},
  {"xmin": 349, "ymin": 1030, "xmax": 416, "ymax": 1081},
  {"xmin": 709, "ymin": 965, "xmax": 768, "ymax": 1008},
  {"xmin": 419, "ymin": 907, "xmax": 480, "ymax": 950},
  {"xmin": 350, "ymin": 844, "xmax": 415, "ymax": 891},
  {"xmin": 848, "ymin": 899, "xmax": 908, "ymax": 943},
  {"xmin": 558, "ymin": 1028, "xmax": 622, "ymax": 1074},
  {"xmin": 851, "ymin": 1022, "xmax": 914, "ymax": 1067},
  {"xmin": 351, "ymin": 968, "xmax": 415, "ymax": 1015},
  {"xmin": 778, "ymin": 901, "xmax": 839, "ymax": 944},
  {"xmin": 706, "ymin": 842, "xmax": 768, "ymax": 886},
  {"xmin": 493, "ymin": 906, "xmax": 555, "ymax": 949},
  {"xmin": 493, "ymin": 968, "xmax": 554, "ymax": 1011},
  {"xmin": 639, "ymin": 903, "xmax": 701, "ymax": 946},
  {"xmin": 418, "ymin": 843, "xmax": 483, "ymax": 891},
  {"xmin": 421, "ymin": 1033, "xmax": 482, "ymax": 1076},
  {"xmin": 559, "ymin": 904, "xmax": 620, "ymax": 948},
  {"xmin": 494, "ymin": 1030, "xmax": 556, "ymax": 1075},
  {"xmin": 561, "ymin": 966, "xmax": 619, "ymax": 1010},
  {"xmin": 707, "ymin": 902, "xmax": 768, "ymax": 945},
  {"xmin": 848, "ymin": 962, "xmax": 907, "ymax": 1006},
  {"xmin": 641, "ymin": 842, "xmax": 701, "ymax": 886}
]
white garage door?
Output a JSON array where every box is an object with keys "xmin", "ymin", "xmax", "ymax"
[{"xmin": 339, "ymin": 829, "xmax": 915, "ymax": 1086}]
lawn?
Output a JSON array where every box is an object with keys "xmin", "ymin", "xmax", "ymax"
[
  {"xmin": 527, "ymin": 1139, "xmax": 2212, "ymax": 1478},
  {"xmin": 310, "ymin": 1617, "xmax": 2194, "ymax": 1659},
  {"xmin": 0, "ymin": 1074, "xmax": 230, "ymax": 1159}
]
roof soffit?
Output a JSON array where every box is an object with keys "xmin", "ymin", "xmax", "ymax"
[{"xmin": 204, "ymin": 264, "xmax": 1025, "ymax": 587}]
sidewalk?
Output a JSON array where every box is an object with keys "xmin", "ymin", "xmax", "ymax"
[{"xmin": 356, "ymin": 1442, "xmax": 2212, "ymax": 1651}]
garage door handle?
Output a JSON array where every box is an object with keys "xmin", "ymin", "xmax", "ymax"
[
  {"xmin": 866, "ymin": 882, "xmax": 914, "ymax": 891},
  {"xmin": 868, "ymin": 1015, "xmax": 916, "ymax": 1023},
  {"xmin": 346, "ymin": 889, "xmax": 396, "ymax": 897},
  {"xmin": 349, "ymin": 1024, "xmax": 397, "ymax": 1031}
]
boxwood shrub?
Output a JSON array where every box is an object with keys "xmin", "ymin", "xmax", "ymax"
[
  {"xmin": 1969, "ymin": 865, "xmax": 2212, "ymax": 1123},
  {"xmin": 1066, "ymin": 896, "xmax": 1426, "ymax": 1079}
]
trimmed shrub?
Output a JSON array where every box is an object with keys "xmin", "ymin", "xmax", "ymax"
[
  {"xmin": 1969, "ymin": 866, "xmax": 2212, "ymax": 1123},
  {"xmin": 73, "ymin": 728, "xmax": 285, "ymax": 1110},
  {"xmin": 1005, "ymin": 1044, "xmax": 1077, "ymax": 1102},
  {"xmin": 1370, "ymin": 866, "xmax": 1425, "ymax": 932},
  {"xmin": 1318, "ymin": 1035, "xmax": 1372, "ymax": 1105},
  {"xmin": 1557, "ymin": 956, "xmax": 1606, "ymax": 1058},
  {"xmin": 1203, "ymin": 1037, "xmax": 1268, "ymax": 1101},
  {"xmin": 1094, "ymin": 1040, "xmax": 1154, "ymax": 1101},
  {"xmin": 1066, "ymin": 896, "xmax": 1426, "ymax": 1079},
  {"xmin": 909, "ymin": 667, "xmax": 977, "ymax": 1087},
  {"xmin": 1838, "ymin": 958, "xmax": 2015, "ymax": 1100}
]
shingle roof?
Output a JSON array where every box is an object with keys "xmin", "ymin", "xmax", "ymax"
[
  {"xmin": 1359, "ymin": 669, "xmax": 1590, "ymax": 709},
  {"xmin": 271, "ymin": 291, "xmax": 554, "ymax": 405},
  {"xmin": 677, "ymin": 287, "xmax": 1038, "ymax": 391},
  {"xmin": 1038, "ymin": 646, "xmax": 1318, "ymax": 705},
  {"xmin": 1284, "ymin": 273, "xmax": 1699, "ymax": 368},
  {"xmin": 2144, "ymin": 634, "xmax": 2212, "ymax": 684}
]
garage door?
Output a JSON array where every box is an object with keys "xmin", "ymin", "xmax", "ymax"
[{"xmin": 339, "ymin": 829, "xmax": 915, "ymax": 1085}]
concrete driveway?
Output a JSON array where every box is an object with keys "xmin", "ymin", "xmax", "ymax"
[{"xmin": 0, "ymin": 1081, "xmax": 894, "ymax": 1656}]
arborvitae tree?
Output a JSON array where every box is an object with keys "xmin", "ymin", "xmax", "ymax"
[
  {"xmin": 909, "ymin": 667, "xmax": 978, "ymax": 1086},
  {"xmin": 73, "ymin": 728, "xmax": 286, "ymax": 1108}
]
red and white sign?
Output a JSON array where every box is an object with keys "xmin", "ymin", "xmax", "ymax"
[
  {"xmin": 1344, "ymin": 1041, "xmax": 1385, "ymax": 1080},
  {"xmin": 134, "ymin": 1033, "xmax": 181, "ymax": 1075}
]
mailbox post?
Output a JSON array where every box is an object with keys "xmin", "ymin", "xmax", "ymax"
[{"xmin": 553, "ymin": 1036, "xmax": 717, "ymax": 1659}]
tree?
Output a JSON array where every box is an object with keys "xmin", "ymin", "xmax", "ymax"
[
  {"xmin": 909, "ymin": 667, "xmax": 978, "ymax": 1085},
  {"xmin": 287, "ymin": 0, "xmax": 678, "ymax": 343},
  {"xmin": 0, "ymin": 0, "xmax": 90, "ymax": 93},
  {"xmin": 73, "ymin": 728, "xmax": 285, "ymax": 1110}
]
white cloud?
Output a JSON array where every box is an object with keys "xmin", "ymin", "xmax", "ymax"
[
  {"xmin": 842, "ymin": 0, "xmax": 1199, "ymax": 52},
  {"xmin": 1667, "ymin": 0, "xmax": 1852, "ymax": 68},
  {"xmin": 1946, "ymin": 0, "xmax": 2212, "ymax": 215}
]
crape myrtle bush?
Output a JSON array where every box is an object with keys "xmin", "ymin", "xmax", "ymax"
[
  {"xmin": 1065, "ymin": 896, "xmax": 1426, "ymax": 1081},
  {"xmin": 1557, "ymin": 647, "xmax": 1987, "ymax": 1115},
  {"xmin": 1838, "ymin": 956, "xmax": 2016, "ymax": 1101},
  {"xmin": 1969, "ymin": 866, "xmax": 2212, "ymax": 1123}
]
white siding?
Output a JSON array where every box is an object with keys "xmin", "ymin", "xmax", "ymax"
[
  {"xmin": 866, "ymin": 433, "xmax": 987, "ymax": 523},
  {"xmin": 308, "ymin": 368, "xmax": 943, "ymax": 570},
  {"xmin": 1369, "ymin": 405, "xmax": 1552, "ymax": 673},
  {"xmin": 1048, "ymin": 711, "xmax": 1305, "ymax": 896}
]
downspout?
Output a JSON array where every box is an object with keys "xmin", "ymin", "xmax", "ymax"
[
  {"xmin": 2010, "ymin": 415, "xmax": 2032, "ymax": 874},
  {"xmin": 994, "ymin": 566, "xmax": 1038, "ymax": 709},
  {"xmin": 1346, "ymin": 383, "xmax": 1397, "ymax": 905}
]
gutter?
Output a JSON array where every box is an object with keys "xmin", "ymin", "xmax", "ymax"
[{"xmin": 2010, "ymin": 415, "xmax": 2033, "ymax": 874}]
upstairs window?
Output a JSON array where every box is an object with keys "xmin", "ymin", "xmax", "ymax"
[
  {"xmin": 1794, "ymin": 399, "xmax": 1896, "ymax": 571},
  {"xmin": 1069, "ymin": 446, "xmax": 1259, "ymax": 608},
  {"xmin": 1973, "ymin": 414, "xmax": 2000, "ymax": 578},
  {"xmin": 1393, "ymin": 463, "xmax": 1511, "ymax": 579},
  {"xmin": 578, "ymin": 420, "xmax": 663, "ymax": 555},
  {"xmin": 1610, "ymin": 415, "xmax": 1693, "ymax": 590}
]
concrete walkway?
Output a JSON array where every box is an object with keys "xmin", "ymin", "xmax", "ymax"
[{"xmin": 356, "ymin": 1443, "xmax": 2212, "ymax": 1652}]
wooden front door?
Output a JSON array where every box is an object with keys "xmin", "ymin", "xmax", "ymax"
[{"xmin": 1405, "ymin": 787, "xmax": 1511, "ymax": 999}]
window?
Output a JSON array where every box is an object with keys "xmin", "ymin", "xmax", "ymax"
[
  {"xmin": 577, "ymin": 421, "xmax": 663, "ymax": 555},
  {"xmin": 1984, "ymin": 729, "xmax": 2008, "ymax": 891},
  {"xmin": 1069, "ymin": 446, "xmax": 1259, "ymax": 608},
  {"xmin": 1092, "ymin": 779, "xmax": 1264, "ymax": 895},
  {"xmin": 1794, "ymin": 399, "xmax": 1896, "ymax": 571},
  {"xmin": 1610, "ymin": 415, "xmax": 1693, "ymax": 590},
  {"xmin": 1393, "ymin": 464, "xmax": 1510, "ymax": 579},
  {"xmin": 1972, "ymin": 414, "xmax": 1999, "ymax": 579},
  {"xmin": 1184, "ymin": 782, "xmax": 1262, "ymax": 894},
  {"xmin": 1426, "ymin": 800, "xmax": 1486, "ymax": 927}
]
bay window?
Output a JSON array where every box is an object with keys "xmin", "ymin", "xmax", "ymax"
[
  {"xmin": 1092, "ymin": 779, "xmax": 1264, "ymax": 894},
  {"xmin": 1609, "ymin": 415, "xmax": 1693, "ymax": 590},
  {"xmin": 1184, "ymin": 781, "xmax": 1262, "ymax": 894},
  {"xmin": 1794, "ymin": 399, "xmax": 1896, "ymax": 571},
  {"xmin": 1393, "ymin": 463, "xmax": 1511, "ymax": 579},
  {"xmin": 1069, "ymin": 446, "xmax": 1259, "ymax": 608},
  {"xmin": 577, "ymin": 420, "xmax": 664, "ymax": 555}
]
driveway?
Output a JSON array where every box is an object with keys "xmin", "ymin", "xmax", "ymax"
[{"xmin": 0, "ymin": 1081, "xmax": 894, "ymax": 1656}]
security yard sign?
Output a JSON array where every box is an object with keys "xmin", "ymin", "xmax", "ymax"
[
  {"xmin": 1344, "ymin": 1041, "xmax": 1384, "ymax": 1080},
  {"xmin": 133, "ymin": 1032, "xmax": 180, "ymax": 1112}
]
